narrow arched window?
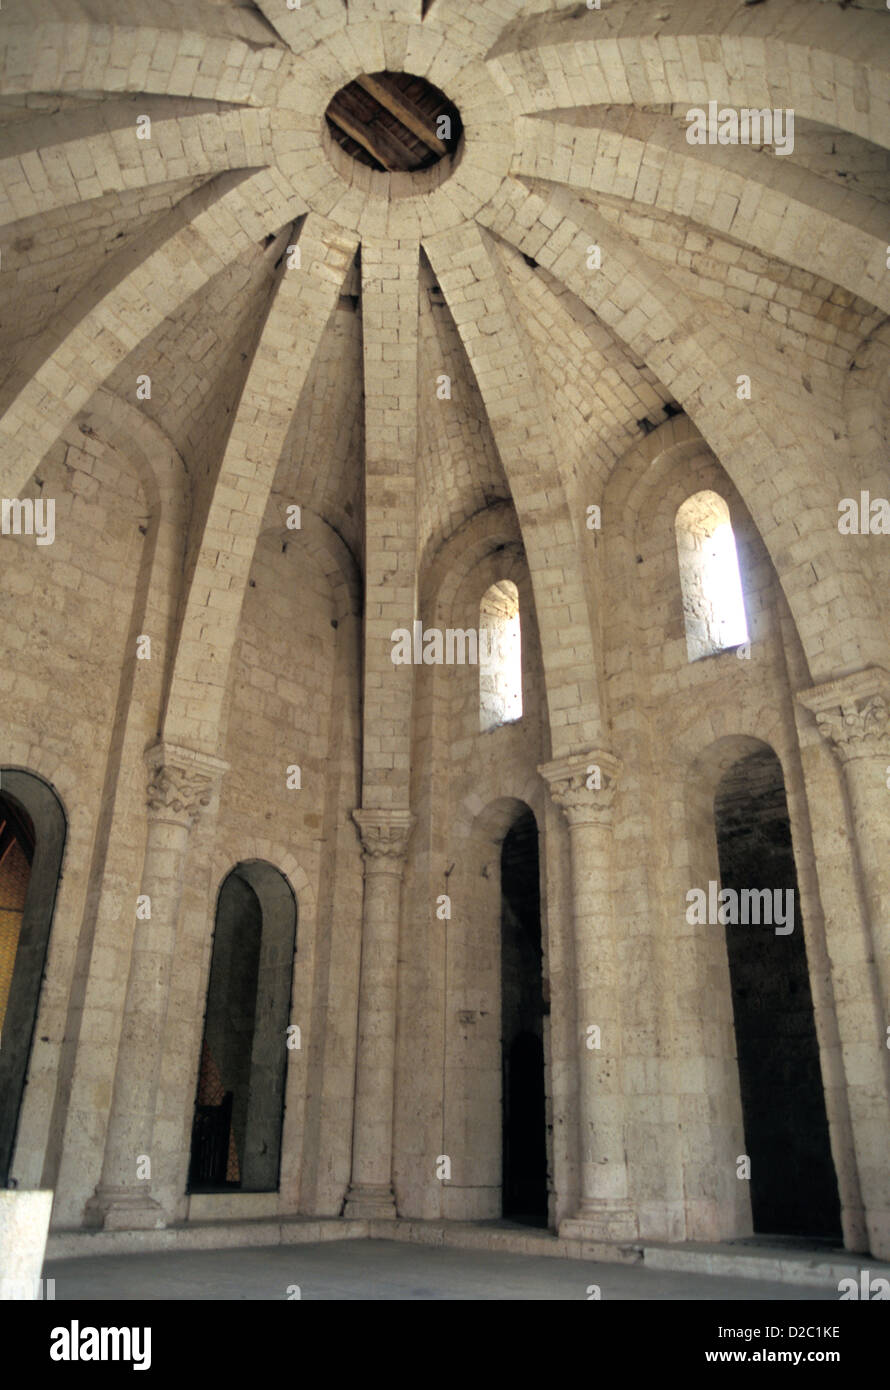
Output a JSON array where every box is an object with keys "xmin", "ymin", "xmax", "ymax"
[
  {"xmin": 675, "ymin": 491, "xmax": 749, "ymax": 661},
  {"xmin": 480, "ymin": 579, "xmax": 522, "ymax": 731}
]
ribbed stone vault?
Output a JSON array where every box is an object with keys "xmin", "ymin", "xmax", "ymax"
[
  {"xmin": 5, "ymin": 0, "xmax": 890, "ymax": 1266},
  {"xmin": 1, "ymin": 0, "xmax": 889, "ymax": 728}
]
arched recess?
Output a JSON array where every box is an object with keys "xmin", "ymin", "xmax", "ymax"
[
  {"xmin": 395, "ymin": 500, "xmax": 555, "ymax": 1222},
  {"xmin": 169, "ymin": 517, "xmax": 356, "ymax": 1221},
  {"xmin": 34, "ymin": 395, "xmax": 191, "ymax": 1218},
  {"xmin": 423, "ymin": 226, "xmax": 606, "ymax": 756},
  {"xmin": 424, "ymin": 501, "xmax": 523, "ymax": 615},
  {"xmin": 267, "ymin": 508, "xmax": 363, "ymax": 626},
  {"xmin": 422, "ymin": 501, "xmax": 543, "ymax": 754},
  {"xmin": 189, "ymin": 860, "xmax": 297, "ymax": 1194},
  {"xmin": 602, "ymin": 416, "xmax": 763, "ymax": 680},
  {"xmin": 712, "ymin": 745, "xmax": 841, "ymax": 1238},
  {"xmin": 682, "ymin": 735, "xmax": 848, "ymax": 1243},
  {"xmin": 73, "ymin": 388, "xmax": 191, "ymax": 703},
  {"xmin": 0, "ymin": 394, "xmax": 185, "ymax": 1222},
  {"xmin": 166, "ymin": 836, "xmax": 324, "ymax": 1224},
  {"xmin": 156, "ymin": 213, "xmax": 359, "ymax": 759},
  {"xmin": 0, "ymin": 770, "xmax": 66, "ymax": 1187},
  {"xmin": 598, "ymin": 418, "xmax": 859, "ymax": 1243},
  {"xmin": 476, "ymin": 179, "xmax": 888, "ymax": 679},
  {"xmin": 437, "ymin": 790, "xmax": 551, "ymax": 1223}
]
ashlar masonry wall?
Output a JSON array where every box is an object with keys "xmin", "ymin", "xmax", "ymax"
[{"xmin": 600, "ymin": 424, "xmax": 863, "ymax": 1247}]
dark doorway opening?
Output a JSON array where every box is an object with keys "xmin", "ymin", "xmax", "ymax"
[
  {"xmin": 188, "ymin": 862, "xmax": 296, "ymax": 1194},
  {"xmin": 500, "ymin": 809, "xmax": 548, "ymax": 1226},
  {"xmin": 0, "ymin": 770, "xmax": 66, "ymax": 1187},
  {"xmin": 714, "ymin": 749, "xmax": 842, "ymax": 1239}
]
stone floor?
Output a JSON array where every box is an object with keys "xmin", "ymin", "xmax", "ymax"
[{"xmin": 44, "ymin": 1238, "xmax": 837, "ymax": 1301}]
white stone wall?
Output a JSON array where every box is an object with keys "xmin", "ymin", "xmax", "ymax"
[{"xmin": 0, "ymin": 0, "xmax": 888, "ymax": 1257}]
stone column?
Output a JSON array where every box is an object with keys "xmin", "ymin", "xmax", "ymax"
[
  {"xmin": 539, "ymin": 750, "xmax": 636, "ymax": 1242},
  {"xmin": 86, "ymin": 741, "xmax": 228, "ymax": 1230},
  {"xmin": 343, "ymin": 808, "xmax": 414, "ymax": 1220},
  {"xmin": 798, "ymin": 669, "xmax": 890, "ymax": 1010},
  {"xmin": 798, "ymin": 666, "xmax": 890, "ymax": 1258}
]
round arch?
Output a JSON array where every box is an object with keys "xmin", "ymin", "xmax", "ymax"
[{"xmin": 190, "ymin": 858, "xmax": 298, "ymax": 1194}]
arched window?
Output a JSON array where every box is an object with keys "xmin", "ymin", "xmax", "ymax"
[
  {"xmin": 480, "ymin": 580, "xmax": 522, "ymax": 732},
  {"xmin": 675, "ymin": 490, "xmax": 749, "ymax": 661},
  {"xmin": 189, "ymin": 862, "xmax": 296, "ymax": 1194}
]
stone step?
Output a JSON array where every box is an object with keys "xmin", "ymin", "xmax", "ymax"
[
  {"xmin": 45, "ymin": 1218, "xmax": 890, "ymax": 1293},
  {"xmin": 641, "ymin": 1239, "xmax": 890, "ymax": 1291}
]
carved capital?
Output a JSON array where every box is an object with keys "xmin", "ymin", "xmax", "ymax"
[
  {"xmin": 798, "ymin": 668, "xmax": 890, "ymax": 765},
  {"xmin": 353, "ymin": 808, "xmax": 415, "ymax": 869},
  {"xmin": 538, "ymin": 749, "xmax": 621, "ymax": 828},
  {"xmin": 144, "ymin": 742, "xmax": 229, "ymax": 828}
]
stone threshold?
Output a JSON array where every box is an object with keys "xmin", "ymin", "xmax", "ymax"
[
  {"xmin": 46, "ymin": 1217, "xmax": 366, "ymax": 1262},
  {"xmin": 44, "ymin": 1218, "xmax": 890, "ymax": 1290},
  {"xmin": 367, "ymin": 1218, "xmax": 642, "ymax": 1266},
  {"xmin": 640, "ymin": 1238, "xmax": 890, "ymax": 1290},
  {"xmin": 45, "ymin": 1215, "xmax": 640, "ymax": 1267}
]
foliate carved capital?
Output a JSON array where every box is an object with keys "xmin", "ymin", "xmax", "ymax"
[
  {"xmin": 145, "ymin": 742, "xmax": 230, "ymax": 828},
  {"xmin": 798, "ymin": 668, "xmax": 890, "ymax": 765},
  {"xmin": 538, "ymin": 749, "xmax": 622, "ymax": 828},
  {"xmin": 353, "ymin": 808, "xmax": 415, "ymax": 869}
]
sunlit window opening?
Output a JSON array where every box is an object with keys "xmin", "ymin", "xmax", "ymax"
[
  {"xmin": 480, "ymin": 580, "xmax": 522, "ymax": 731},
  {"xmin": 675, "ymin": 490, "xmax": 749, "ymax": 661}
]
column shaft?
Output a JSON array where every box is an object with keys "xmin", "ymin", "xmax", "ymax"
[
  {"xmin": 540, "ymin": 751, "xmax": 636, "ymax": 1242},
  {"xmin": 343, "ymin": 810, "xmax": 413, "ymax": 1218},
  {"xmin": 343, "ymin": 240, "xmax": 420, "ymax": 1218},
  {"xmin": 798, "ymin": 668, "xmax": 890, "ymax": 1258},
  {"xmin": 86, "ymin": 743, "xmax": 226, "ymax": 1230}
]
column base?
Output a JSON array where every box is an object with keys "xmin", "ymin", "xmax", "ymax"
[
  {"xmin": 559, "ymin": 1201, "xmax": 638, "ymax": 1244},
  {"xmin": 342, "ymin": 1184, "xmax": 397, "ymax": 1220},
  {"xmin": 84, "ymin": 1190, "xmax": 168, "ymax": 1232}
]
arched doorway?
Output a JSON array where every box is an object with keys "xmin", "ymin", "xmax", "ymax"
[
  {"xmin": 188, "ymin": 861, "xmax": 296, "ymax": 1194},
  {"xmin": 0, "ymin": 770, "xmax": 67, "ymax": 1186},
  {"xmin": 500, "ymin": 809, "xmax": 547, "ymax": 1225},
  {"xmin": 714, "ymin": 748, "xmax": 841, "ymax": 1238}
]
